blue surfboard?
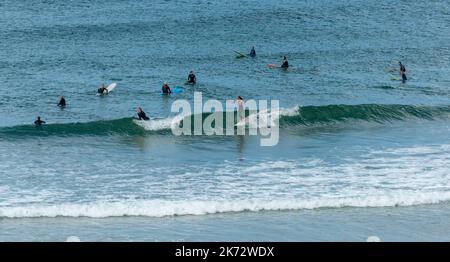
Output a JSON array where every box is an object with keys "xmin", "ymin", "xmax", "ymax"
[{"xmin": 161, "ymin": 86, "xmax": 183, "ymax": 94}]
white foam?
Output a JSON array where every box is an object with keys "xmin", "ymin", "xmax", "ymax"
[
  {"xmin": 1, "ymin": 191, "xmax": 450, "ymax": 218},
  {"xmin": 1, "ymin": 144, "xmax": 448, "ymax": 218},
  {"xmin": 279, "ymin": 105, "xmax": 301, "ymax": 117},
  {"xmin": 133, "ymin": 114, "xmax": 184, "ymax": 131},
  {"xmin": 133, "ymin": 106, "xmax": 299, "ymax": 131},
  {"xmin": 241, "ymin": 106, "xmax": 299, "ymax": 128}
]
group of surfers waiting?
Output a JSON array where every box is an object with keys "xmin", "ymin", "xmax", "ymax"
[{"xmin": 33, "ymin": 47, "xmax": 408, "ymax": 126}]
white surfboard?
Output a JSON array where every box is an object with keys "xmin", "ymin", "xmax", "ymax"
[{"xmin": 105, "ymin": 83, "xmax": 117, "ymax": 93}]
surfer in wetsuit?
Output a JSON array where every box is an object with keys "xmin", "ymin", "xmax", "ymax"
[
  {"xmin": 249, "ymin": 46, "xmax": 256, "ymax": 57},
  {"xmin": 187, "ymin": 71, "xmax": 196, "ymax": 84},
  {"xmin": 34, "ymin": 116, "xmax": 45, "ymax": 127},
  {"xmin": 399, "ymin": 61, "xmax": 407, "ymax": 83},
  {"xmin": 236, "ymin": 96, "xmax": 245, "ymax": 121},
  {"xmin": 281, "ymin": 56, "xmax": 289, "ymax": 69},
  {"xmin": 137, "ymin": 107, "xmax": 149, "ymax": 120},
  {"xmin": 98, "ymin": 84, "xmax": 107, "ymax": 94},
  {"xmin": 162, "ymin": 82, "xmax": 172, "ymax": 94},
  {"xmin": 57, "ymin": 96, "xmax": 66, "ymax": 107}
]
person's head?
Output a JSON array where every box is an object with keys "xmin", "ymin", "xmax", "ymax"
[
  {"xmin": 284, "ymin": 56, "xmax": 287, "ymax": 60},
  {"xmin": 190, "ymin": 71, "xmax": 194, "ymax": 74},
  {"xmin": 163, "ymin": 81, "xmax": 168, "ymax": 86},
  {"xmin": 37, "ymin": 116, "xmax": 41, "ymax": 120},
  {"xmin": 137, "ymin": 107, "xmax": 142, "ymax": 112},
  {"xmin": 398, "ymin": 61, "xmax": 402, "ymax": 65},
  {"xmin": 60, "ymin": 96, "xmax": 64, "ymax": 99},
  {"xmin": 237, "ymin": 96, "xmax": 243, "ymax": 100},
  {"xmin": 252, "ymin": 46, "xmax": 255, "ymax": 49}
]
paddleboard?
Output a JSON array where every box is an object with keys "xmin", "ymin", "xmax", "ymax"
[{"xmin": 105, "ymin": 83, "xmax": 117, "ymax": 93}]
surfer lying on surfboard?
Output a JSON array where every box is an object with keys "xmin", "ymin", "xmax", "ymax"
[{"xmin": 137, "ymin": 107, "xmax": 149, "ymax": 120}]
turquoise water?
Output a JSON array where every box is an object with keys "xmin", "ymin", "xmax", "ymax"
[{"xmin": 1, "ymin": 0, "xmax": 449, "ymax": 241}]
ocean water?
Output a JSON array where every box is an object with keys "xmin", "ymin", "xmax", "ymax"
[{"xmin": 1, "ymin": 0, "xmax": 450, "ymax": 241}]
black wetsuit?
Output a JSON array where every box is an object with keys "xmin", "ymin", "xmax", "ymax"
[
  {"xmin": 400, "ymin": 64, "xmax": 407, "ymax": 81},
  {"xmin": 58, "ymin": 98, "xmax": 66, "ymax": 107},
  {"xmin": 138, "ymin": 111, "xmax": 149, "ymax": 120},
  {"xmin": 34, "ymin": 119, "xmax": 45, "ymax": 126},
  {"xmin": 187, "ymin": 74, "xmax": 196, "ymax": 84},
  {"xmin": 162, "ymin": 85, "xmax": 171, "ymax": 94},
  {"xmin": 98, "ymin": 87, "xmax": 107, "ymax": 94},
  {"xmin": 281, "ymin": 60, "xmax": 289, "ymax": 68},
  {"xmin": 250, "ymin": 48, "xmax": 256, "ymax": 57}
]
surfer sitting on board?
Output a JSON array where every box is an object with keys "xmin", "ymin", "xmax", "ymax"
[
  {"xmin": 57, "ymin": 96, "xmax": 66, "ymax": 107},
  {"xmin": 187, "ymin": 71, "xmax": 196, "ymax": 84},
  {"xmin": 98, "ymin": 84, "xmax": 108, "ymax": 94},
  {"xmin": 249, "ymin": 46, "xmax": 256, "ymax": 57},
  {"xmin": 281, "ymin": 56, "xmax": 289, "ymax": 69},
  {"xmin": 34, "ymin": 116, "xmax": 45, "ymax": 127},
  {"xmin": 162, "ymin": 82, "xmax": 172, "ymax": 94},
  {"xmin": 399, "ymin": 61, "xmax": 407, "ymax": 82},
  {"xmin": 137, "ymin": 107, "xmax": 149, "ymax": 120}
]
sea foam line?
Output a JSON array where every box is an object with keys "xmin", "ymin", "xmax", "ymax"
[{"xmin": 1, "ymin": 191, "xmax": 450, "ymax": 218}]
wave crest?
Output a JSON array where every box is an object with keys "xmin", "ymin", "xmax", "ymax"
[{"xmin": 0, "ymin": 104, "xmax": 448, "ymax": 137}]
